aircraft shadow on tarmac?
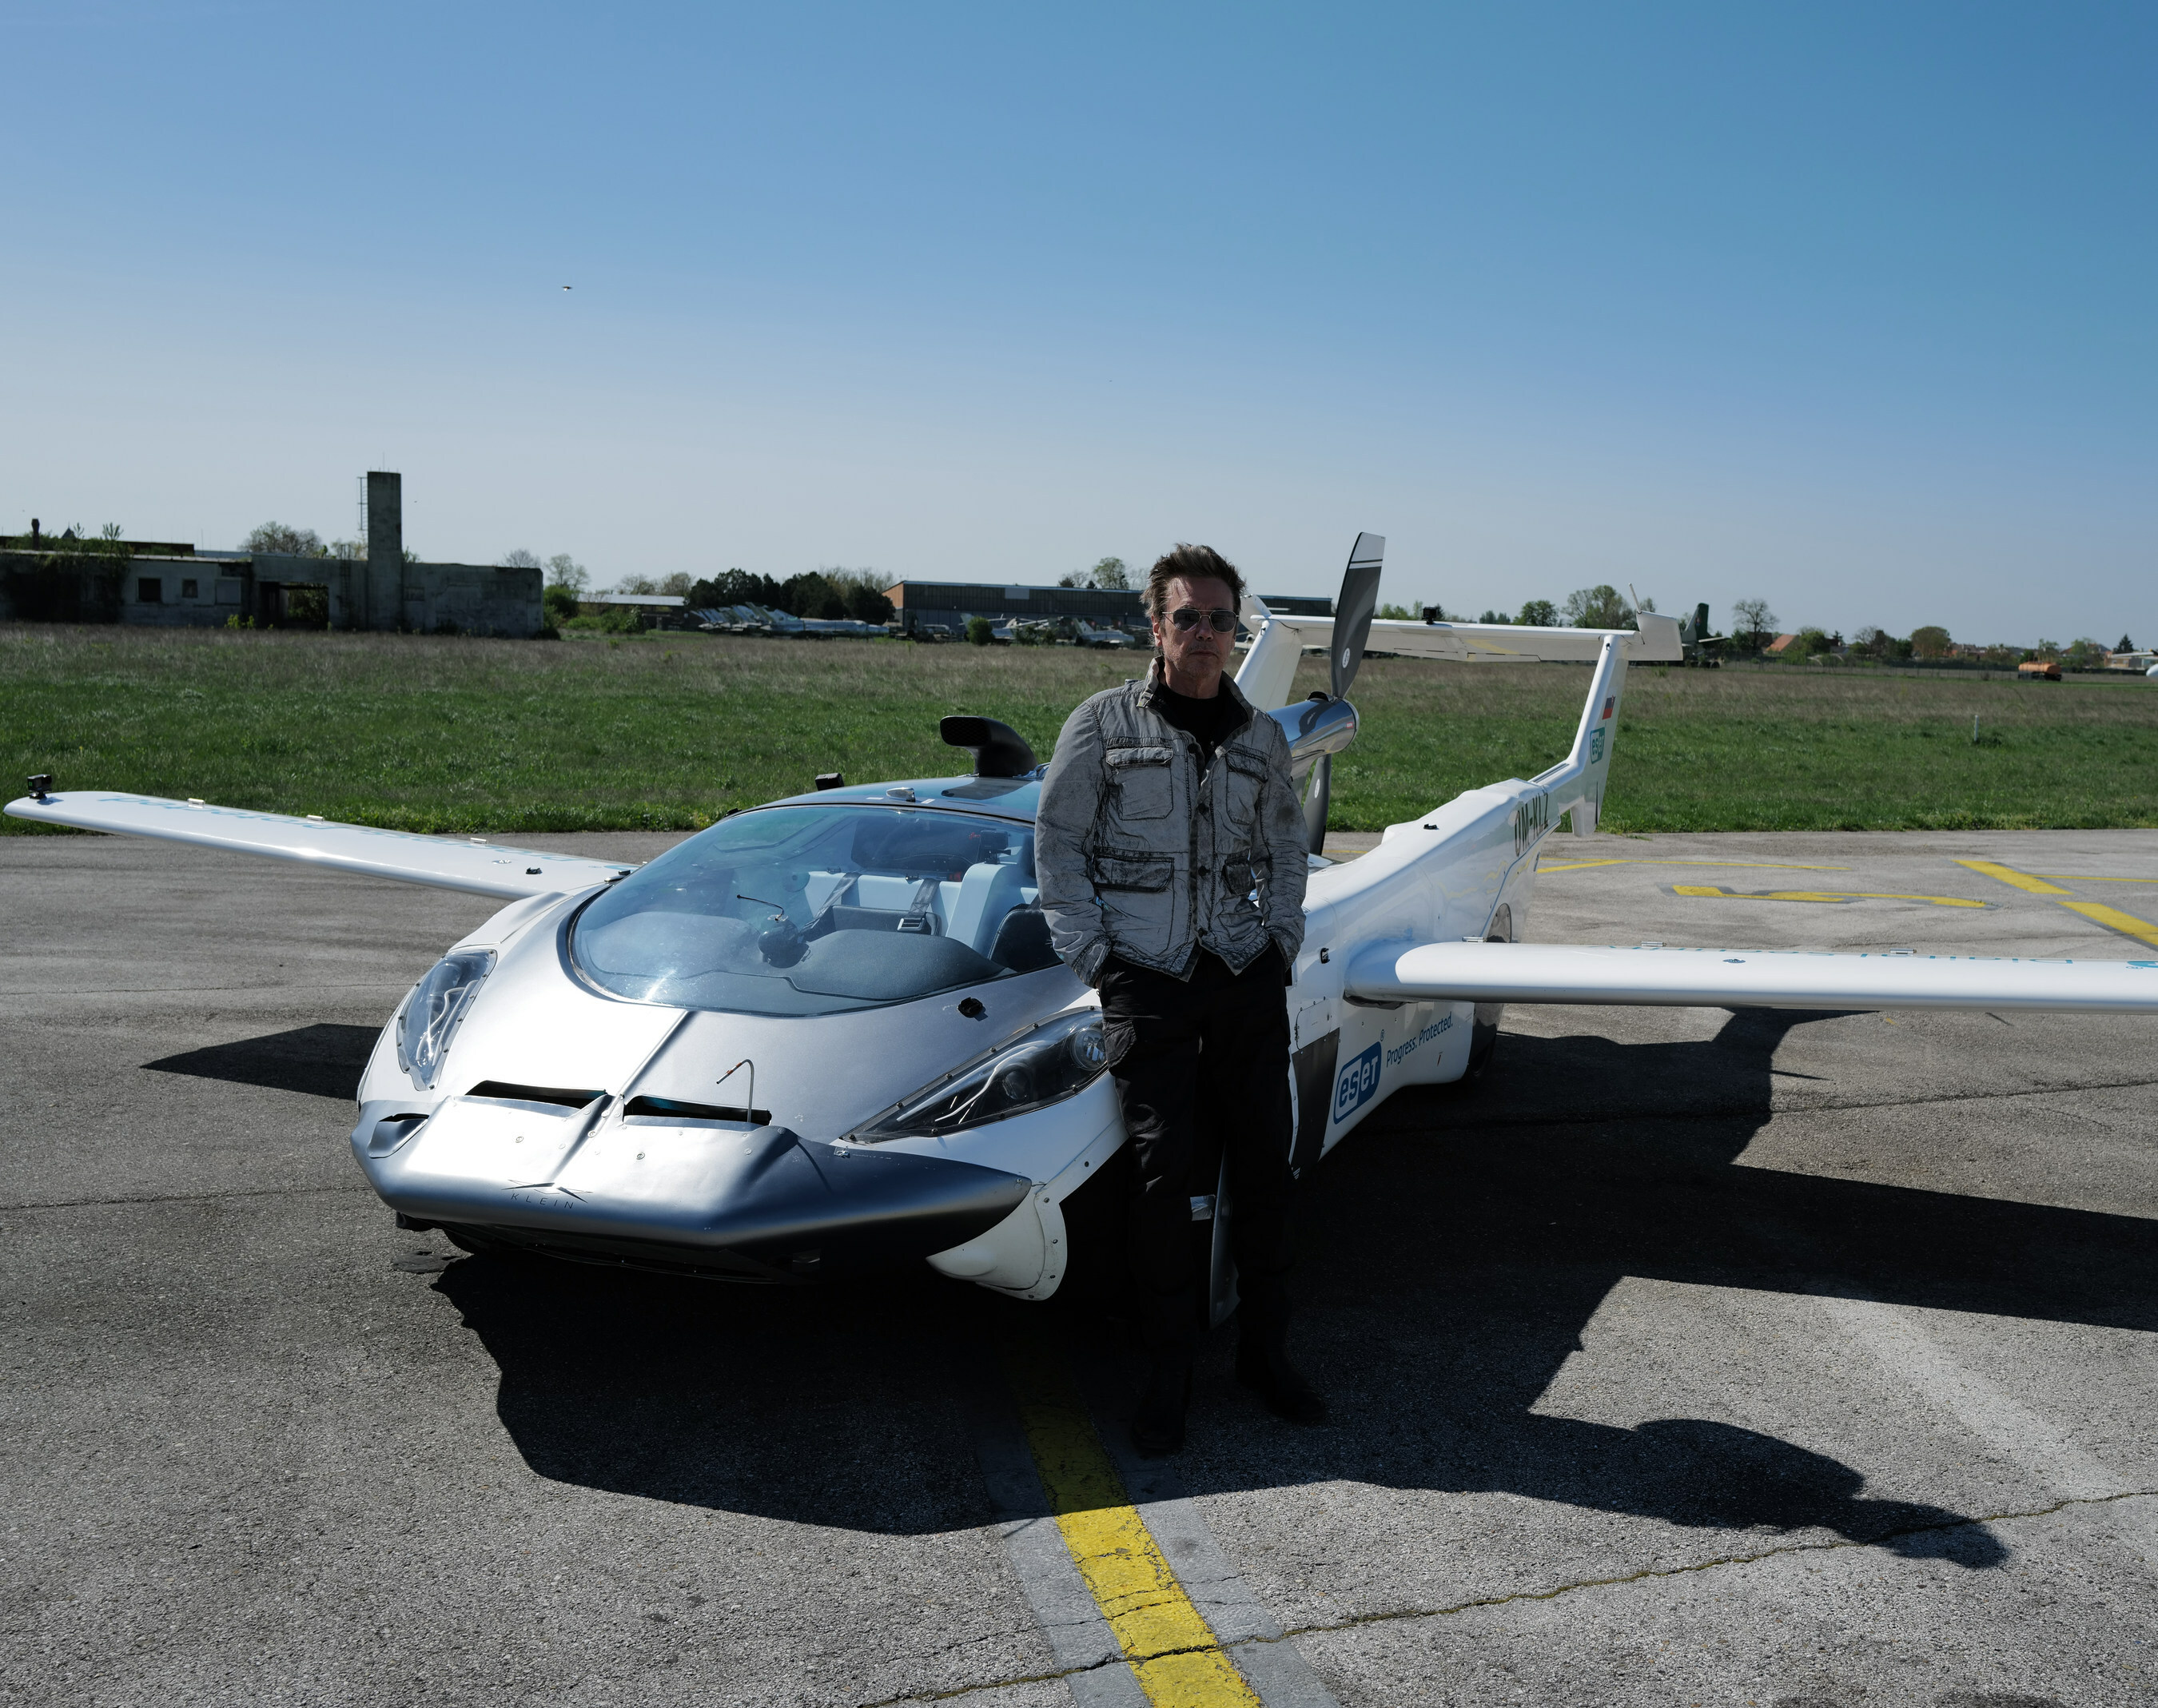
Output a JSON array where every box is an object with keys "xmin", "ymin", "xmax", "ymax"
[
  {"xmin": 424, "ymin": 1008, "xmax": 2153, "ymax": 1558},
  {"xmin": 144, "ymin": 1022, "xmax": 377, "ymax": 1101}
]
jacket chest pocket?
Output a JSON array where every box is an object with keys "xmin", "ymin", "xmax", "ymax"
[
  {"xmin": 1221, "ymin": 750, "xmax": 1269, "ymax": 831},
  {"xmin": 1105, "ymin": 744, "xmax": 1174, "ymax": 820}
]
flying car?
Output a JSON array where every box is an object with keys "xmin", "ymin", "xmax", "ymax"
[{"xmin": 11, "ymin": 535, "xmax": 2158, "ymax": 1311}]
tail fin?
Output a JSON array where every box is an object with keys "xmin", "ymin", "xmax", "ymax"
[{"xmin": 1545, "ymin": 635, "xmax": 1629, "ymax": 837}]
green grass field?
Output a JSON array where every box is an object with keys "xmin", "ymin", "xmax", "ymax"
[{"xmin": 6, "ymin": 624, "xmax": 2156, "ymax": 835}]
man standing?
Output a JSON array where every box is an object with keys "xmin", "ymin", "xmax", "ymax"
[{"xmin": 1037, "ymin": 543, "xmax": 1325, "ymax": 1454}]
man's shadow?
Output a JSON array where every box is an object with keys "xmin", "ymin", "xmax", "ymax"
[{"xmin": 427, "ymin": 1008, "xmax": 2152, "ymax": 1556}]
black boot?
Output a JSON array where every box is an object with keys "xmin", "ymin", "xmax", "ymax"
[
  {"xmin": 1235, "ymin": 1308, "xmax": 1328, "ymax": 1425},
  {"xmin": 1131, "ymin": 1349, "xmax": 1194, "ymax": 1457}
]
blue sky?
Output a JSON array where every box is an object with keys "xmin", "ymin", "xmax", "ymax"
[{"xmin": 4, "ymin": 2, "xmax": 2151, "ymax": 642}]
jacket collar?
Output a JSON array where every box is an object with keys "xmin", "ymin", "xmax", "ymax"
[{"xmin": 1137, "ymin": 656, "xmax": 1256, "ymax": 734}]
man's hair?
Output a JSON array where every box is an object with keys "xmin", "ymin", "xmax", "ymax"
[{"xmin": 1145, "ymin": 543, "xmax": 1246, "ymax": 627}]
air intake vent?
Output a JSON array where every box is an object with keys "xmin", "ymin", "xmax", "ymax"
[
  {"xmin": 623, "ymin": 1094, "xmax": 770, "ymax": 1125},
  {"xmin": 465, "ymin": 1081, "xmax": 603, "ymax": 1110}
]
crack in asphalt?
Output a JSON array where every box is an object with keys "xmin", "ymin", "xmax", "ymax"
[
  {"xmin": 0, "ymin": 1183, "xmax": 372, "ymax": 1212},
  {"xmin": 1265, "ymin": 1486, "xmax": 2158, "ymax": 1638},
  {"xmin": 861, "ymin": 1489, "xmax": 2158, "ymax": 1706}
]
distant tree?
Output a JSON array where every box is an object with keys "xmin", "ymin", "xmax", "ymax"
[
  {"xmin": 776, "ymin": 571, "xmax": 836, "ymax": 619},
  {"xmin": 1563, "ymin": 585, "xmax": 1632, "ymax": 629},
  {"xmin": 966, "ymin": 616, "xmax": 994, "ymax": 646},
  {"xmin": 690, "ymin": 567, "xmax": 783, "ymax": 609},
  {"xmin": 659, "ymin": 571, "xmax": 694, "ymax": 597},
  {"xmin": 614, "ymin": 574, "xmax": 661, "ymax": 595},
  {"xmin": 1516, "ymin": 599, "xmax": 1558, "ymax": 627},
  {"xmin": 1910, "ymin": 625, "xmax": 1953, "ymax": 660},
  {"xmin": 100, "ymin": 522, "xmax": 124, "ymax": 541},
  {"xmin": 328, "ymin": 538, "xmax": 365, "ymax": 560},
  {"xmin": 246, "ymin": 521, "xmax": 324, "ymax": 557},
  {"xmin": 1793, "ymin": 627, "xmax": 1834, "ymax": 657},
  {"xmin": 542, "ymin": 585, "xmax": 580, "ymax": 626},
  {"xmin": 1477, "ymin": 609, "xmax": 1510, "ymax": 624},
  {"xmin": 844, "ymin": 583, "xmax": 894, "ymax": 624},
  {"xmin": 813, "ymin": 567, "xmax": 894, "ymax": 623},
  {"xmin": 2033, "ymin": 638, "xmax": 2062, "ymax": 659},
  {"xmin": 2063, "ymin": 637, "xmax": 2107, "ymax": 669},
  {"xmin": 1730, "ymin": 598, "xmax": 1776, "ymax": 649},
  {"xmin": 500, "ymin": 548, "xmax": 543, "ymax": 569},
  {"xmin": 1059, "ymin": 556, "xmax": 1130, "ymax": 591},
  {"xmin": 2119, "ymin": 634, "xmax": 2136, "ymax": 653},
  {"xmin": 546, "ymin": 554, "xmax": 589, "ymax": 593},
  {"xmin": 1376, "ymin": 602, "xmax": 1418, "ymax": 620}
]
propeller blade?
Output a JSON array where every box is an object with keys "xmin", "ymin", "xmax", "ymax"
[
  {"xmin": 1304, "ymin": 753, "xmax": 1332, "ymax": 855},
  {"xmin": 1329, "ymin": 532, "xmax": 1385, "ymax": 699}
]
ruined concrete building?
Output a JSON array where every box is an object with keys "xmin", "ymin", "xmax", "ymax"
[{"xmin": 0, "ymin": 473, "xmax": 543, "ymax": 636}]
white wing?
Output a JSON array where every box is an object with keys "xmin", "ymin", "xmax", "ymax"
[
  {"xmin": 4, "ymin": 791, "xmax": 638, "ymax": 900},
  {"xmin": 1254, "ymin": 610, "xmax": 1684, "ymax": 667},
  {"xmin": 1346, "ymin": 941, "xmax": 2158, "ymax": 1014}
]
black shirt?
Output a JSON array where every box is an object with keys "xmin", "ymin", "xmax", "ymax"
[{"xmin": 1151, "ymin": 680, "xmax": 1246, "ymax": 766}]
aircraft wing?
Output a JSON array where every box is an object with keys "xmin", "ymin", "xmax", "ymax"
[
  {"xmin": 1345, "ymin": 941, "xmax": 2158, "ymax": 1014},
  {"xmin": 1256, "ymin": 611, "xmax": 1685, "ymax": 666},
  {"xmin": 3, "ymin": 791, "xmax": 638, "ymax": 900}
]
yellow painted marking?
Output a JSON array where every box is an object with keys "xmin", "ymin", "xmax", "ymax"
[
  {"xmin": 2057, "ymin": 901, "xmax": 2158, "ymax": 951},
  {"xmin": 1671, "ymin": 884, "xmax": 1989, "ymax": 909},
  {"xmin": 1004, "ymin": 1340, "xmax": 1260, "ymax": 1706},
  {"xmin": 1952, "ymin": 860, "xmax": 2158, "ymax": 946},
  {"xmin": 1537, "ymin": 858, "xmax": 1851, "ymax": 874},
  {"xmin": 2033, "ymin": 872, "xmax": 2158, "ymax": 886},
  {"xmin": 1954, "ymin": 859, "xmax": 2072, "ymax": 895}
]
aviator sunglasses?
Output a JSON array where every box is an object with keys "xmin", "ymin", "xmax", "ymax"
[{"xmin": 1166, "ymin": 607, "xmax": 1238, "ymax": 634}]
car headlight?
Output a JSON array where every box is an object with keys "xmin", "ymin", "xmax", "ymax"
[
  {"xmin": 854, "ymin": 1009, "xmax": 1109, "ymax": 1141},
  {"xmin": 396, "ymin": 950, "xmax": 496, "ymax": 1088}
]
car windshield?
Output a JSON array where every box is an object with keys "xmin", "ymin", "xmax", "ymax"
[{"xmin": 570, "ymin": 804, "xmax": 1057, "ymax": 1016}]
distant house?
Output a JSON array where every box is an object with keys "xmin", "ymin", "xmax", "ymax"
[
  {"xmin": 2104, "ymin": 650, "xmax": 2158, "ymax": 671},
  {"xmin": 1763, "ymin": 632, "xmax": 1799, "ymax": 655}
]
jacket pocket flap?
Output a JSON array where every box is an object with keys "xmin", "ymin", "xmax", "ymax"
[
  {"xmin": 1090, "ymin": 852, "xmax": 1175, "ymax": 891},
  {"xmin": 1106, "ymin": 745, "xmax": 1174, "ymax": 769},
  {"xmin": 1225, "ymin": 750, "xmax": 1272, "ymax": 779}
]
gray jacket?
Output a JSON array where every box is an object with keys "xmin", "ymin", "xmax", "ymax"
[{"xmin": 1036, "ymin": 663, "xmax": 1308, "ymax": 986}]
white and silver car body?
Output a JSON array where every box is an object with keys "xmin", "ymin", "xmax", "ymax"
[{"xmin": 12, "ymin": 535, "xmax": 2158, "ymax": 1305}]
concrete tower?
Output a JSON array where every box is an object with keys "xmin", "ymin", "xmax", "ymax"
[{"xmin": 365, "ymin": 472, "xmax": 403, "ymax": 629}]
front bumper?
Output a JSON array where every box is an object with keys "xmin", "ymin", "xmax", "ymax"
[{"xmin": 352, "ymin": 1095, "xmax": 1030, "ymax": 1282}]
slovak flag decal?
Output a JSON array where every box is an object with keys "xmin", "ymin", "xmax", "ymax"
[{"xmin": 1601, "ymin": 698, "xmax": 1615, "ymax": 720}]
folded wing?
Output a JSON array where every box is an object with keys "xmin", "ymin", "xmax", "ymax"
[
  {"xmin": 4, "ymin": 791, "xmax": 637, "ymax": 900},
  {"xmin": 1347, "ymin": 941, "xmax": 2158, "ymax": 1014}
]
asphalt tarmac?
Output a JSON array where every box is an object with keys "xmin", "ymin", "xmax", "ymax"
[{"xmin": 3, "ymin": 826, "xmax": 2155, "ymax": 1706}]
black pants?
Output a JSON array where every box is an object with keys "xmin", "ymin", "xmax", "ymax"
[{"xmin": 1098, "ymin": 948, "xmax": 1296, "ymax": 1352}]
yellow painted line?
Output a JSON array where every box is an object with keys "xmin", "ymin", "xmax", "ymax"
[
  {"xmin": 1672, "ymin": 884, "xmax": 1989, "ymax": 908},
  {"xmin": 1537, "ymin": 858, "xmax": 1852, "ymax": 874},
  {"xmin": 2034, "ymin": 873, "xmax": 2158, "ymax": 886},
  {"xmin": 2058, "ymin": 901, "xmax": 2158, "ymax": 951},
  {"xmin": 1954, "ymin": 859, "xmax": 2072, "ymax": 895},
  {"xmin": 1953, "ymin": 859, "xmax": 2158, "ymax": 946},
  {"xmin": 1003, "ymin": 1340, "xmax": 1260, "ymax": 1706}
]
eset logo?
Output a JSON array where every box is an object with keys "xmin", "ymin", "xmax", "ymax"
[{"xmin": 1333, "ymin": 1041, "xmax": 1382, "ymax": 1121}]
